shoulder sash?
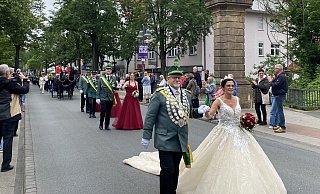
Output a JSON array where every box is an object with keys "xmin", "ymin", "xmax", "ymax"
[{"xmin": 88, "ymin": 79, "xmax": 97, "ymax": 92}]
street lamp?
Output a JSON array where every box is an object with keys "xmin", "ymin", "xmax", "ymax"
[{"xmin": 137, "ymin": 28, "xmax": 152, "ymax": 74}]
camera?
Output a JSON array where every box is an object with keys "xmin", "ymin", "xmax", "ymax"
[{"xmin": 11, "ymin": 72, "xmax": 21, "ymax": 82}]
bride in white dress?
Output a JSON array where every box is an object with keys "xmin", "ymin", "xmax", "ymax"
[{"xmin": 124, "ymin": 78, "xmax": 287, "ymax": 194}]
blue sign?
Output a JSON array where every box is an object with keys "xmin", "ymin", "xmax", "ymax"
[{"xmin": 138, "ymin": 45, "xmax": 148, "ymax": 59}]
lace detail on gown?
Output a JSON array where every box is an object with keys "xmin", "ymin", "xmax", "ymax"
[{"xmin": 208, "ymin": 97, "xmax": 250, "ymax": 158}]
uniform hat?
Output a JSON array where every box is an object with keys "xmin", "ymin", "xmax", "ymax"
[
  {"xmin": 104, "ymin": 64, "xmax": 112, "ymax": 70},
  {"xmin": 86, "ymin": 67, "xmax": 91, "ymax": 71},
  {"xmin": 91, "ymin": 71, "xmax": 97, "ymax": 75},
  {"xmin": 168, "ymin": 58, "xmax": 183, "ymax": 76}
]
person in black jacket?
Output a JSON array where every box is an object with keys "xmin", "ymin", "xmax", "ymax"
[
  {"xmin": 0, "ymin": 64, "xmax": 29, "ymax": 172},
  {"xmin": 252, "ymin": 69, "xmax": 270, "ymax": 125},
  {"xmin": 268, "ymin": 64, "xmax": 288, "ymax": 133}
]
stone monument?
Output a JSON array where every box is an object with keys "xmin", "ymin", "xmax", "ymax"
[{"xmin": 205, "ymin": 0, "xmax": 253, "ymax": 108}]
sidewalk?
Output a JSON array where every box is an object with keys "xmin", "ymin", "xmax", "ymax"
[{"xmin": 117, "ymin": 90, "xmax": 320, "ymax": 149}]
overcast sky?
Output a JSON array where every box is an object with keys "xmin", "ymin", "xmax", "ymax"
[{"xmin": 43, "ymin": 0, "xmax": 56, "ymax": 16}]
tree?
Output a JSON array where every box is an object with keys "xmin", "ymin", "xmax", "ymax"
[
  {"xmin": 116, "ymin": 0, "xmax": 146, "ymax": 73},
  {"xmin": 260, "ymin": 0, "xmax": 320, "ymax": 80},
  {"xmin": 142, "ymin": 0, "xmax": 212, "ymax": 75},
  {"xmin": 52, "ymin": 0, "xmax": 120, "ymax": 70},
  {"xmin": 0, "ymin": 0, "xmax": 44, "ymax": 69}
]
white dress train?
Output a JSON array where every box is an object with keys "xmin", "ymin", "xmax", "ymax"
[{"xmin": 123, "ymin": 97, "xmax": 287, "ymax": 194}]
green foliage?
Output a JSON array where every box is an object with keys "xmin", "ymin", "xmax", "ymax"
[
  {"xmin": 249, "ymin": 54, "xmax": 285, "ymax": 76},
  {"xmin": 0, "ymin": 32, "xmax": 15, "ymax": 64},
  {"xmin": 143, "ymin": 0, "xmax": 212, "ymax": 75},
  {"xmin": 263, "ymin": 0, "xmax": 320, "ymax": 80}
]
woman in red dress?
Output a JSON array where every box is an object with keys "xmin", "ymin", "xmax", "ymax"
[{"xmin": 112, "ymin": 73, "xmax": 143, "ymax": 130}]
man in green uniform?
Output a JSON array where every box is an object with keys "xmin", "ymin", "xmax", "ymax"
[
  {"xmin": 79, "ymin": 68, "xmax": 90, "ymax": 113},
  {"xmin": 141, "ymin": 61, "xmax": 210, "ymax": 194},
  {"xmin": 87, "ymin": 71, "xmax": 98, "ymax": 118},
  {"xmin": 96, "ymin": 65, "xmax": 117, "ymax": 130}
]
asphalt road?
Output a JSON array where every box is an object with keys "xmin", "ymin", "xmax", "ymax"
[{"xmin": 27, "ymin": 85, "xmax": 320, "ymax": 194}]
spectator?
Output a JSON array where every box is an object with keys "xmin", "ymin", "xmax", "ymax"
[
  {"xmin": 187, "ymin": 73, "xmax": 200, "ymax": 108},
  {"xmin": 157, "ymin": 75, "xmax": 166, "ymax": 87},
  {"xmin": 205, "ymin": 70, "xmax": 209, "ymax": 82},
  {"xmin": 268, "ymin": 64, "xmax": 288, "ymax": 133},
  {"xmin": 252, "ymin": 69, "xmax": 270, "ymax": 125},
  {"xmin": 192, "ymin": 66, "xmax": 202, "ymax": 88},
  {"xmin": 150, "ymin": 73, "xmax": 157, "ymax": 93},
  {"xmin": 0, "ymin": 64, "xmax": 29, "ymax": 172},
  {"xmin": 181, "ymin": 73, "xmax": 189, "ymax": 89},
  {"xmin": 202, "ymin": 76, "xmax": 217, "ymax": 107},
  {"xmin": 39, "ymin": 72, "xmax": 46, "ymax": 94},
  {"xmin": 135, "ymin": 72, "xmax": 143, "ymax": 102},
  {"xmin": 141, "ymin": 72, "xmax": 151, "ymax": 103}
]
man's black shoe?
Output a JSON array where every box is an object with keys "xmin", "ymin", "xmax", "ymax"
[
  {"xmin": 105, "ymin": 127, "xmax": 110, "ymax": 130},
  {"xmin": 92, "ymin": 115, "xmax": 96, "ymax": 118},
  {"xmin": 81, "ymin": 109, "xmax": 84, "ymax": 112},
  {"xmin": 1, "ymin": 165, "xmax": 14, "ymax": 172},
  {"xmin": 99, "ymin": 125, "xmax": 103, "ymax": 130},
  {"xmin": 89, "ymin": 115, "xmax": 92, "ymax": 118},
  {"xmin": 259, "ymin": 122, "xmax": 267, "ymax": 125}
]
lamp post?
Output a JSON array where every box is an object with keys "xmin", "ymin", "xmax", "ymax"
[{"xmin": 137, "ymin": 28, "xmax": 152, "ymax": 74}]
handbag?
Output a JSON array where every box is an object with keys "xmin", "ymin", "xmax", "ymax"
[
  {"xmin": 261, "ymin": 91, "xmax": 270, "ymax": 105},
  {"xmin": 95, "ymin": 103, "xmax": 101, "ymax": 112},
  {"xmin": 182, "ymin": 144, "xmax": 193, "ymax": 168}
]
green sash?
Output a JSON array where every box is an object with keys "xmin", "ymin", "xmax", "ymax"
[
  {"xmin": 81, "ymin": 75, "xmax": 89, "ymax": 83},
  {"xmin": 101, "ymin": 76, "xmax": 117, "ymax": 105},
  {"xmin": 88, "ymin": 79, "xmax": 97, "ymax": 92}
]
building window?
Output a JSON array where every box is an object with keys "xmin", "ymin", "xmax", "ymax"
[
  {"xmin": 271, "ymin": 44, "xmax": 280, "ymax": 56},
  {"xmin": 168, "ymin": 47, "xmax": 177, "ymax": 57},
  {"xmin": 258, "ymin": 42, "xmax": 264, "ymax": 56},
  {"xmin": 148, "ymin": 51, "xmax": 155, "ymax": 59},
  {"xmin": 189, "ymin": 45, "xmax": 197, "ymax": 55},
  {"xmin": 258, "ymin": 16, "xmax": 264, "ymax": 30}
]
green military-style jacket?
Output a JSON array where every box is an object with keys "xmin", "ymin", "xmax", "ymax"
[
  {"xmin": 142, "ymin": 87, "xmax": 203, "ymax": 153},
  {"xmin": 97, "ymin": 74, "xmax": 117, "ymax": 101},
  {"xmin": 79, "ymin": 75, "xmax": 89, "ymax": 94},
  {"xmin": 87, "ymin": 77, "xmax": 98, "ymax": 98}
]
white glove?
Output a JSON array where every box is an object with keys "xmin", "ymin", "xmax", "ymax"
[
  {"xmin": 141, "ymin": 138, "xmax": 150, "ymax": 149},
  {"xmin": 198, "ymin": 105, "xmax": 211, "ymax": 114},
  {"xmin": 96, "ymin": 99, "xmax": 100, "ymax": 104},
  {"xmin": 84, "ymin": 95, "xmax": 86, "ymax": 98},
  {"xmin": 80, "ymin": 90, "xmax": 83, "ymax": 94}
]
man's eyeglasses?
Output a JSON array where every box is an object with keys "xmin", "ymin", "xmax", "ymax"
[{"xmin": 170, "ymin": 76, "xmax": 181, "ymax": 80}]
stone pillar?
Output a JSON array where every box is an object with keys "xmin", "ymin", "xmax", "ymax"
[{"xmin": 206, "ymin": 0, "xmax": 253, "ymax": 108}]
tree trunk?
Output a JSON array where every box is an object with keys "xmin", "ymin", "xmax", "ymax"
[
  {"xmin": 14, "ymin": 44, "xmax": 21, "ymax": 70},
  {"xmin": 90, "ymin": 33, "xmax": 99, "ymax": 71},
  {"xmin": 159, "ymin": 27, "xmax": 166, "ymax": 76}
]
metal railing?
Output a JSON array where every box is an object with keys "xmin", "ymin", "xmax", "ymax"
[{"xmin": 286, "ymin": 88, "xmax": 320, "ymax": 110}]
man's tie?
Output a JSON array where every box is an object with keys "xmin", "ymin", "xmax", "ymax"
[
  {"xmin": 107, "ymin": 75, "xmax": 110, "ymax": 81},
  {"xmin": 175, "ymin": 91, "xmax": 181, "ymax": 103}
]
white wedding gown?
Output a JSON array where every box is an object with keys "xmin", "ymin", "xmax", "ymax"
[{"xmin": 124, "ymin": 97, "xmax": 287, "ymax": 194}]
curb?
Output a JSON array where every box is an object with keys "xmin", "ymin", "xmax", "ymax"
[{"xmin": 24, "ymin": 101, "xmax": 37, "ymax": 194}]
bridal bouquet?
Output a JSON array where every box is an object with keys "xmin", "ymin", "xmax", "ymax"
[{"xmin": 240, "ymin": 113, "xmax": 256, "ymax": 132}]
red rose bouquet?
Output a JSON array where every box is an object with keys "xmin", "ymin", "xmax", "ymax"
[{"xmin": 240, "ymin": 113, "xmax": 256, "ymax": 132}]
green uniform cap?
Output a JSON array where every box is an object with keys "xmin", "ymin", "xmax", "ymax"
[
  {"xmin": 168, "ymin": 58, "xmax": 183, "ymax": 76},
  {"xmin": 91, "ymin": 71, "xmax": 97, "ymax": 75},
  {"xmin": 105, "ymin": 64, "xmax": 112, "ymax": 69},
  {"xmin": 86, "ymin": 67, "xmax": 91, "ymax": 71}
]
